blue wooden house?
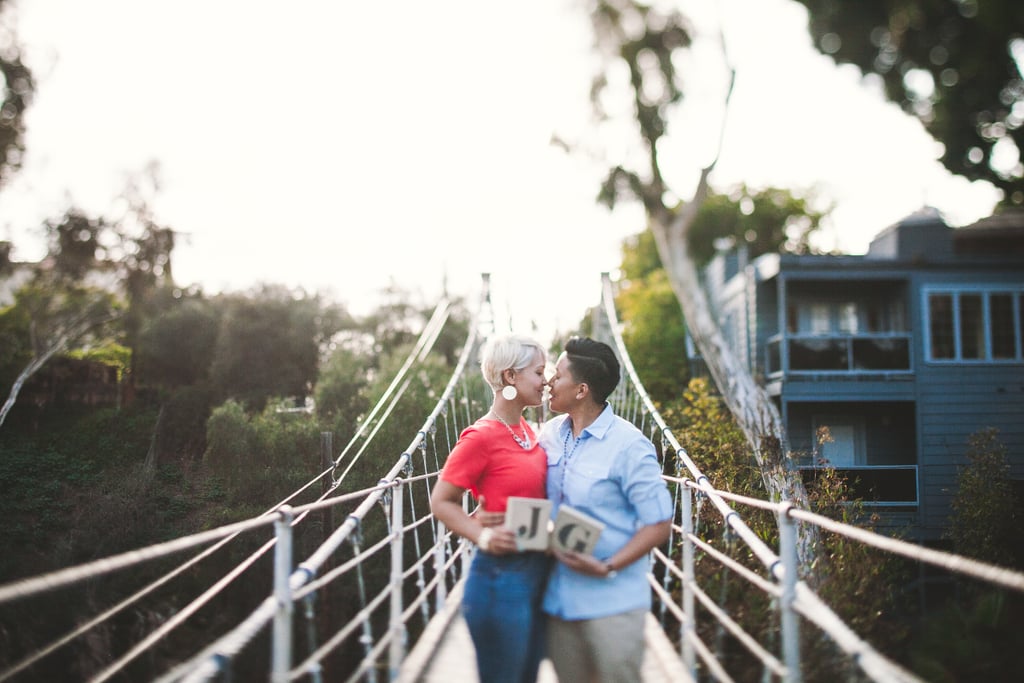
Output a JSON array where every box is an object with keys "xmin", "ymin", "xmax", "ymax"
[{"xmin": 701, "ymin": 208, "xmax": 1024, "ymax": 541}]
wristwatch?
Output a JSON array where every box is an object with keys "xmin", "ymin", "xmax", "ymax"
[{"xmin": 602, "ymin": 559, "xmax": 617, "ymax": 579}]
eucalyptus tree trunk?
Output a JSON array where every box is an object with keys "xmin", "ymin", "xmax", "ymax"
[
  {"xmin": 651, "ymin": 169, "xmax": 807, "ymax": 504},
  {"xmin": 583, "ymin": 0, "xmax": 818, "ymax": 571},
  {"xmin": 0, "ymin": 310, "xmax": 119, "ymax": 429}
]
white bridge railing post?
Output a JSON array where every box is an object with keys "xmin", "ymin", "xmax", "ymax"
[
  {"xmin": 272, "ymin": 506, "xmax": 295, "ymax": 683},
  {"xmin": 681, "ymin": 484, "xmax": 696, "ymax": 677},
  {"xmin": 388, "ymin": 480, "xmax": 406, "ymax": 680},
  {"xmin": 778, "ymin": 502, "xmax": 802, "ymax": 683},
  {"xmin": 434, "ymin": 520, "xmax": 448, "ymax": 613}
]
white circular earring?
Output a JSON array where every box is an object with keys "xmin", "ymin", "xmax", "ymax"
[{"xmin": 501, "ymin": 385, "xmax": 518, "ymax": 401}]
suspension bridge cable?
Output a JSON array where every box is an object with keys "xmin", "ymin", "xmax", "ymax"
[
  {"xmin": 0, "ymin": 296, "xmax": 463, "ymax": 682},
  {"xmin": 157, "ymin": 283, "xmax": 489, "ymax": 681},
  {"xmin": 788, "ymin": 507, "xmax": 1024, "ymax": 594},
  {"xmin": 0, "ymin": 301, "xmax": 458, "ymax": 679},
  {"xmin": 330, "ymin": 300, "xmax": 451, "ymax": 477},
  {"xmin": 598, "ymin": 272, "xmax": 927, "ymax": 683},
  {"xmin": 0, "ymin": 514, "xmax": 276, "ymax": 606}
]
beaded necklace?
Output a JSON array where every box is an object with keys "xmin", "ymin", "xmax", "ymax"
[
  {"xmin": 562, "ymin": 426, "xmax": 583, "ymax": 460},
  {"xmin": 495, "ymin": 415, "xmax": 532, "ymax": 450},
  {"xmin": 559, "ymin": 426, "xmax": 584, "ymax": 498}
]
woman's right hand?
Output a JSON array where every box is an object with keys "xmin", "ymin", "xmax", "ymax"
[{"xmin": 480, "ymin": 525, "xmax": 519, "ymax": 555}]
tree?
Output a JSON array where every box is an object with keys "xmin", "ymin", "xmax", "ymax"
[
  {"xmin": 0, "ymin": 0, "xmax": 34, "ymax": 187},
  {"xmin": 687, "ymin": 185, "xmax": 827, "ymax": 267},
  {"xmin": 579, "ymin": 0, "xmax": 816, "ymax": 565},
  {"xmin": 794, "ymin": 0, "xmax": 1024, "ymax": 205},
  {"xmin": 315, "ymin": 344, "xmax": 370, "ymax": 439},
  {"xmin": 616, "ymin": 186, "xmax": 825, "ymax": 406},
  {"xmin": 209, "ymin": 286, "xmax": 349, "ymax": 411},
  {"xmin": 0, "ymin": 282, "xmax": 120, "ymax": 427},
  {"xmin": 0, "ymin": 185, "xmax": 181, "ymax": 426},
  {"xmin": 616, "ymin": 231, "xmax": 690, "ymax": 405},
  {"xmin": 135, "ymin": 295, "xmax": 220, "ymax": 389},
  {"xmin": 0, "ymin": 209, "xmax": 124, "ymax": 428}
]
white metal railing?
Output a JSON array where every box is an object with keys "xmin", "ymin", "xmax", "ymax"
[
  {"xmin": 598, "ymin": 272, "xmax": 1024, "ymax": 683},
  {"xmin": 4, "ymin": 273, "xmax": 1024, "ymax": 682},
  {"xmin": 0, "ymin": 278, "xmax": 494, "ymax": 683}
]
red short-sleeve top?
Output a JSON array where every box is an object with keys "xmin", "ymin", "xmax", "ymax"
[{"xmin": 440, "ymin": 418, "xmax": 547, "ymax": 512}]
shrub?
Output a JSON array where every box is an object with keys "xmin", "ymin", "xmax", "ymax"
[{"xmin": 947, "ymin": 427, "xmax": 1022, "ymax": 568}]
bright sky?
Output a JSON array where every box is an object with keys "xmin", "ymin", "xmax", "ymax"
[{"xmin": 0, "ymin": 0, "xmax": 1001, "ymax": 344}]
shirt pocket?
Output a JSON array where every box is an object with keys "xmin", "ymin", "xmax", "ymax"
[
  {"xmin": 547, "ymin": 448, "xmax": 564, "ymax": 468},
  {"xmin": 567, "ymin": 460, "xmax": 619, "ymax": 507}
]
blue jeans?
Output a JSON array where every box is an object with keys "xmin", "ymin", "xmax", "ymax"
[{"xmin": 461, "ymin": 551, "xmax": 550, "ymax": 683}]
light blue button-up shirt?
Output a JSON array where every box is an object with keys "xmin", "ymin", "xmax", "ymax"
[{"xmin": 541, "ymin": 405, "xmax": 674, "ymax": 620}]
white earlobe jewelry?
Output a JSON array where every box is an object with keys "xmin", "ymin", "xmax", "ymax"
[{"xmin": 501, "ymin": 385, "xmax": 518, "ymax": 400}]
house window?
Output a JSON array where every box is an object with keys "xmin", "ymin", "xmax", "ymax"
[
  {"xmin": 991, "ymin": 294, "xmax": 1016, "ymax": 359},
  {"xmin": 924, "ymin": 287, "xmax": 1024, "ymax": 362}
]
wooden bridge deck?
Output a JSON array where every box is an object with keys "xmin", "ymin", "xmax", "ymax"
[{"xmin": 397, "ymin": 580, "xmax": 694, "ymax": 683}]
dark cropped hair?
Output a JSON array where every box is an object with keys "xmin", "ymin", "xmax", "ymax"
[{"xmin": 564, "ymin": 336, "xmax": 620, "ymax": 405}]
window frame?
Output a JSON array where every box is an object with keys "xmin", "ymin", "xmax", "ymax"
[{"xmin": 922, "ymin": 285, "xmax": 1024, "ymax": 363}]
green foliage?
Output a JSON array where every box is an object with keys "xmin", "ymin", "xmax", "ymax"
[
  {"xmin": 0, "ymin": 406, "xmax": 159, "ymax": 579},
  {"xmin": 617, "ymin": 268, "xmax": 689, "ymax": 405},
  {"xmin": 136, "ymin": 296, "xmax": 220, "ymax": 388},
  {"xmin": 947, "ymin": 427, "xmax": 1022, "ymax": 568},
  {"xmin": 795, "ymin": 0, "xmax": 1024, "ymax": 205},
  {"xmin": 156, "ymin": 383, "xmax": 217, "ymax": 461},
  {"xmin": 802, "ymin": 465, "xmax": 912, "ymax": 671},
  {"xmin": 0, "ymin": 300, "xmax": 31, "ymax": 387},
  {"xmin": 668, "ymin": 378, "xmax": 764, "ymax": 501},
  {"xmin": 46, "ymin": 210, "xmax": 111, "ymax": 283},
  {"xmin": 203, "ymin": 399, "xmax": 257, "ymax": 490},
  {"xmin": 687, "ymin": 185, "xmax": 828, "ymax": 267},
  {"xmin": 67, "ymin": 341, "xmax": 131, "ymax": 380},
  {"xmin": 203, "ymin": 398, "xmax": 324, "ymax": 511},
  {"xmin": 350, "ymin": 345, "xmax": 453, "ymax": 474},
  {"xmin": 654, "ymin": 378, "xmax": 913, "ymax": 677},
  {"xmin": 0, "ymin": 0, "xmax": 34, "ymax": 185},
  {"xmin": 616, "ymin": 230, "xmax": 690, "ymax": 405},
  {"xmin": 589, "ymin": 0, "xmax": 692, "ymax": 207},
  {"xmin": 909, "ymin": 591, "xmax": 1024, "ymax": 683},
  {"xmin": 209, "ymin": 286, "xmax": 347, "ymax": 411},
  {"xmin": 619, "ymin": 228, "xmax": 663, "ymax": 281},
  {"xmin": 315, "ymin": 344, "xmax": 371, "ymax": 444},
  {"xmin": 660, "ymin": 379, "xmax": 775, "ymax": 677}
]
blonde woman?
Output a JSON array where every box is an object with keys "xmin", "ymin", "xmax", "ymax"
[{"xmin": 430, "ymin": 334, "xmax": 550, "ymax": 683}]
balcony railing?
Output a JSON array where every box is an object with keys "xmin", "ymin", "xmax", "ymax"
[
  {"xmin": 766, "ymin": 333, "xmax": 912, "ymax": 375},
  {"xmin": 798, "ymin": 465, "xmax": 918, "ymax": 506}
]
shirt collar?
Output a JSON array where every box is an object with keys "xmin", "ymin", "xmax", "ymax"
[{"xmin": 561, "ymin": 403, "xmax": 614, "ymax": 441}]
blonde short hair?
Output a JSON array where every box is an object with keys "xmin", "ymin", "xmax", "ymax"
[{"xmin": 480, "ymin": 334, "xmax": 546, "ymax": 393}]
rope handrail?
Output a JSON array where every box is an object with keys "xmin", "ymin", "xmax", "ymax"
[
  {"xmin": 0, "ymin": 296, "xmax": 461, "ymax": 683},
  {"xmin": 788, "ymin": 507, "xmax": 1024, "ymax": 593},
  {"xmin": 0, "ymin": 514, "xmax": 275, "ymax": 606},
  {"xmin": 7, "ymin": 272, "xmax": 1024, "ymax": 682}
]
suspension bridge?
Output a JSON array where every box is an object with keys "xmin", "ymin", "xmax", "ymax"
[{"xmin": 1, "ymin": 273, "xmax": 1023, "ymax": 683}]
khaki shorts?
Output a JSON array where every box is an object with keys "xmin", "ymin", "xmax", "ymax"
[{"xmin": 546, "ymin": 608, "xmax": 647, "ymax": 683}]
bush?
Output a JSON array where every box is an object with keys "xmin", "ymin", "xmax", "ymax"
[
  {"xmin": 203, "ymin": 399, "xmax": 256, "ymax": 489},
  {"xmin": 947, "ymin": 427, "xmax": 1022, "ymax": 568}
]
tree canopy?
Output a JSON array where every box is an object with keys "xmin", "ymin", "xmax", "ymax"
[
  {"xmin": 0, "ymin": 0, "xmax": 33, "ymax": 187},
  {"xmin": 794, "ymin": 0, "xmax": 1024, "ymax": 205}
]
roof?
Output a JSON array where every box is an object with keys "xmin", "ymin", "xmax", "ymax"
[{"xmin": 953, "ymin": 208, "xmax": 1024, "ymax": 254}]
